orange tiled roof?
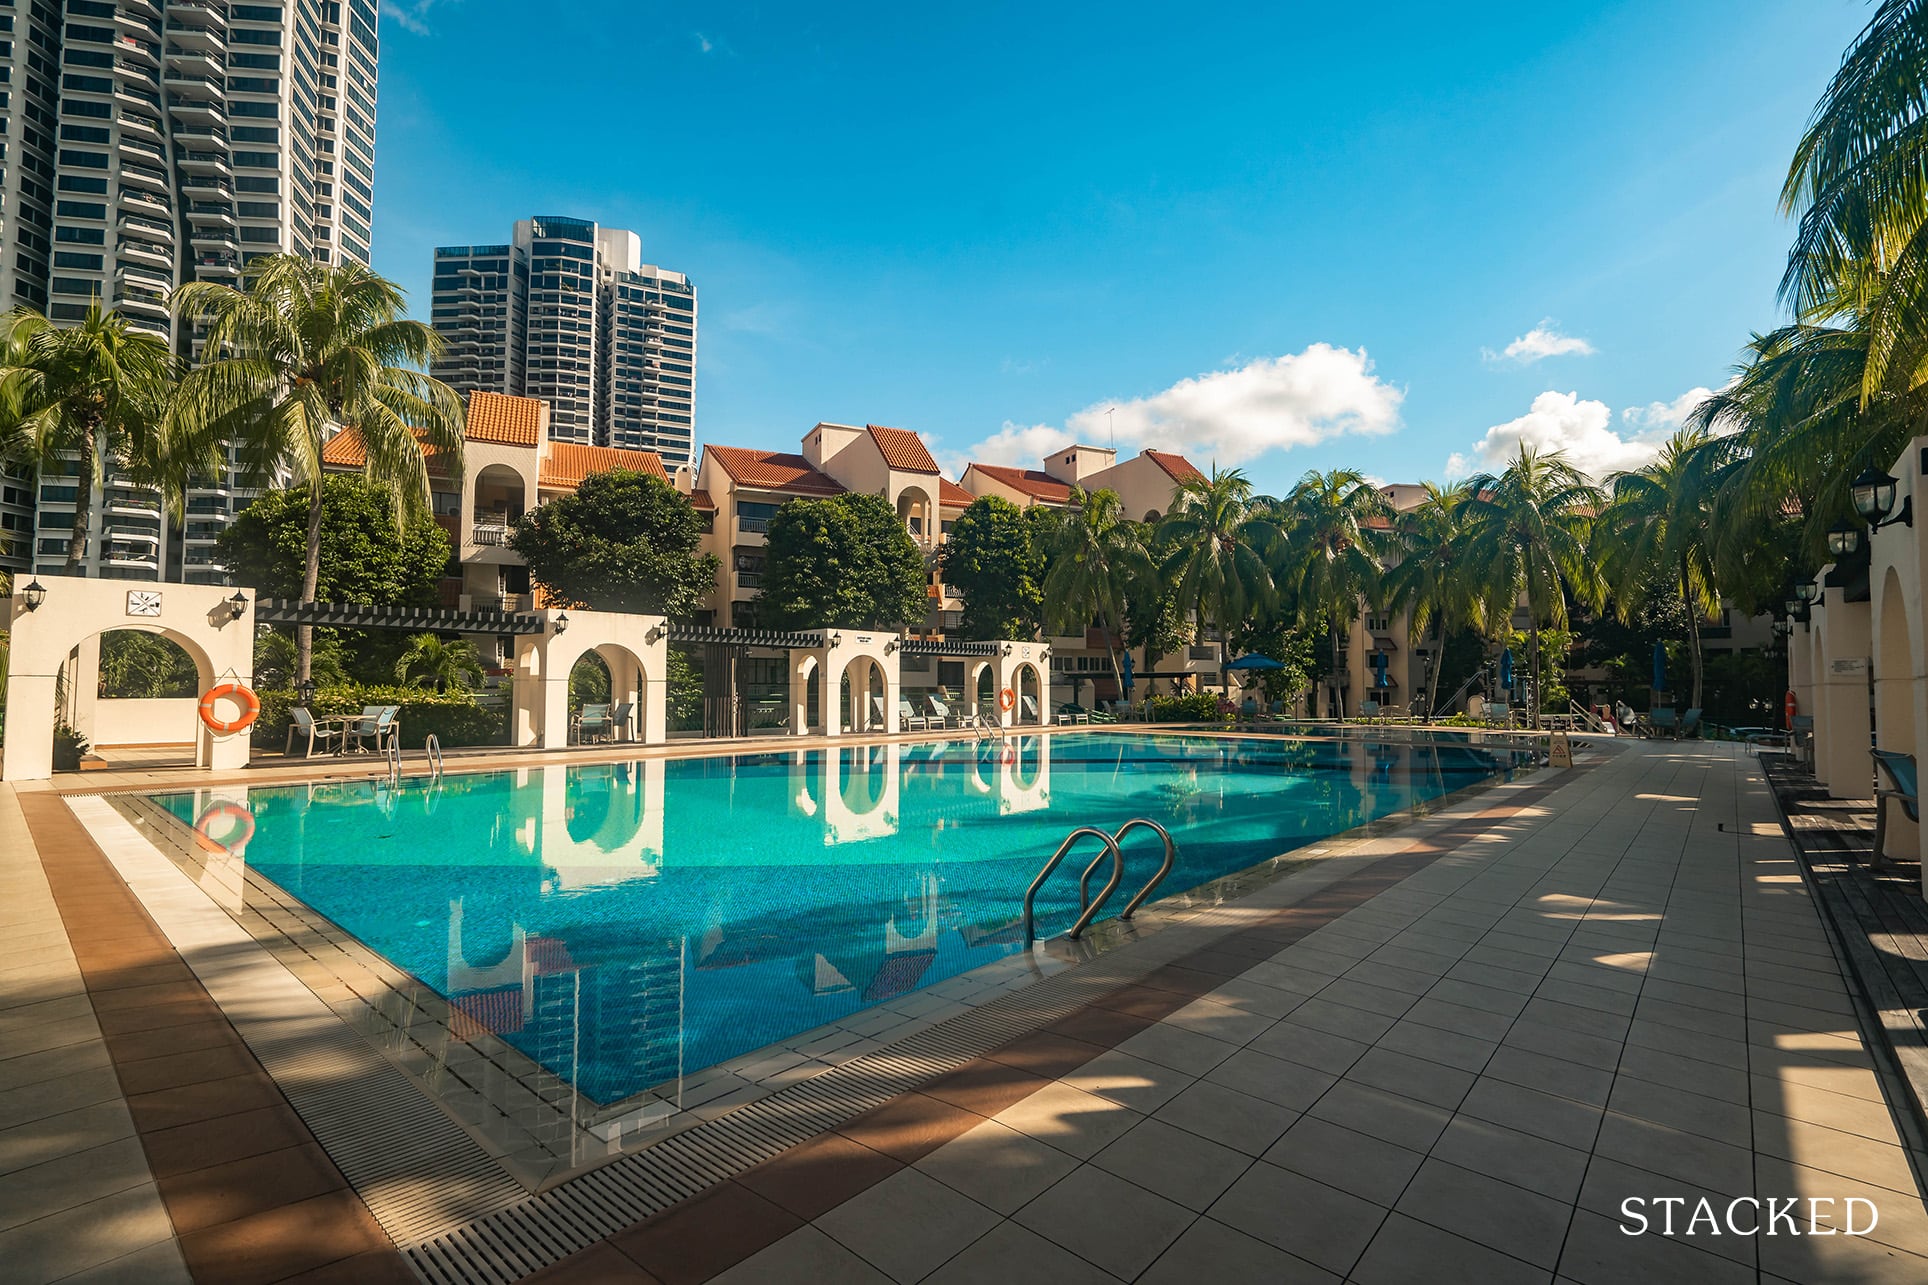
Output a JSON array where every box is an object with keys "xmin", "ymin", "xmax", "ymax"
[
  {"xmin": 538, "ymin": 442, "xmax": 667, "ymax": 489},
  {"xmin": 708, "ymin": 445, "xmax": 845, "ymax": 496},
  {"xmin": 939, "ymin": 478, "xmax": 975, "ymax": 508},
  {"xmin": 867, "ymin": 424, "xmax": 939, "ymax": 474},
  {"xmin": 689, "ymin": 488, "xmax": 716, "ymax": 511},
  {"xmin": 466, "ymin": 391, "xmax": 543, "ymax": 446},
  {"xmin": 967, "ymin": 463, "xmax": 1073, "ymax": 505},
  {"xmin": 319, "ymin": 425, "xmax": 449, "ymax": 469},
  {"xmin": 1144, "ymin": 449, "xmax": 1204, "ymax": 485}
]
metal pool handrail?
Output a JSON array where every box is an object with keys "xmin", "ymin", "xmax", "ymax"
[
  {"xmin": 425, "ymin": 733, "xmax": 444, "ymax": 780},
  {"xmin": 1075, "ymin": 817, "xmax": 1178, "ymax": 922},
  {"xmin": 1023, "ymin": 826, "xmax": 1122, "ymax": 945}
]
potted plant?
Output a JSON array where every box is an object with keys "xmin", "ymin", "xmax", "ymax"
[{"xmin": 52, "ymin": 720, "xmax": 89, "ymax": 772}]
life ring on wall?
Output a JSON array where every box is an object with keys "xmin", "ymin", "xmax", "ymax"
[
  {"xmin": 998, "ymin": 687, "xmax": 1017, "ymax": 712},
  {"xmin": 1784, "ymin": 689, "xmax": 1798, "ymax": 728},
  {"xmin": 194, "ymin": 802, "xmax": 255, "ymax": 855},
  {"xmin": 198, "ymin": 683, "xmax": 260, "ymax": 735}
]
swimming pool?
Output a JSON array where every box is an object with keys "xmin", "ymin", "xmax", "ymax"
[{"xmin": 148, "ymin": 731, "xmax": 1524, "ymax": 1104}]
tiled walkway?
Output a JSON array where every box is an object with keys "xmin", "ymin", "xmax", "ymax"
[{"xmin": 537, "ymin": 742, "xmax": 1928, "ymax": 1284}]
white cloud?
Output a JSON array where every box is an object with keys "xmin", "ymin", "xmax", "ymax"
[
  {"xmin": 383, "ymin": 1, "xmax": 449, "ymax": 35},
  {"xmin": 933, "ymin": 345, "xmax": 1402, "ymax": 477},
  {"xmin": 1483, "ymin": 320, "xmax": 1596, "ymax": 365},
  {"xmin": 1444, "ymin": 390, "xmax": 1668, "ymax": 482},
  {"xmin": 1622, "ymin": 386, "xmax": 1716, "ymax": 432},
  {"xmin": 694, "ymin": 31, "xmax": 715, "ymax": 53}
]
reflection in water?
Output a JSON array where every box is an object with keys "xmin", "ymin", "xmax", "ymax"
[{"xmin": 153, "ymin": 732, "xmax": 1523, "ymax": 1106}]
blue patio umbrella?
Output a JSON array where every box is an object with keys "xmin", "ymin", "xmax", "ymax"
[
  {"xmin": 1121, "ymin": 651, "xmax": 1135, "ymax": 694},
  {"xmin": 1499, "ymin": 647, "xmax": 1515, "ymax": 694},
  {"xmin": 1652, "ymin": 641, "xmax": 1668, "ymax": 692},
  {"xmin": 1224, "ymin": 654, "xmax": 1286, "ymax": 670}
]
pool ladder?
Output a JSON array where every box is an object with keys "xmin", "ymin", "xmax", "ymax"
[
  {"xmin": 424, "ymin": 733, "xmax": 444, "ymax": 781},
  {"xmin": 1022, "ymin": 818, "xmax": 1176, "ymax": 945}
]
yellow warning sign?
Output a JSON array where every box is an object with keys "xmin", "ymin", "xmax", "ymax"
[{"xmin": 1549, "ymin": 731, "xmax": 1573, "ymax": 769}]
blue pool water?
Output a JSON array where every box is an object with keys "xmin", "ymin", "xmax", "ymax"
[{"xmin": 150, "ymin": 732, "xmax": 1522, "ymax": 1104}]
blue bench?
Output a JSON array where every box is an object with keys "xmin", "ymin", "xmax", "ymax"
[{"xmin": 1872, "ymin": 749, "xmax": 1919, "ymax": 870}]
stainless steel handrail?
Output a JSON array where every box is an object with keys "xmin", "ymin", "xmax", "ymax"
[
  {"xmin": 1023, "ymin": 827, "xmax": 1122, "ymax": 945},
  {"xmin": 424, "ymin": 733, "xmax": 444, "ymax": 780},
  {"xmin": 384, "ymin": 740, "xmax": 401, "ymax": 784},
  {"xmin": 1075, "ymin": 817, "xmax": 1178, "ymax": 922}
]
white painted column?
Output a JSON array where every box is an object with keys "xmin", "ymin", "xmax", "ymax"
[{"xmin": 1814, "ymin": 588, "xmax": 1873, "ymax": 800}]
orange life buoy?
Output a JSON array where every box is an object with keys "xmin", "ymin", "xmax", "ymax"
[
  {"xmin": 198, "ymin": 682, "xmax": 260, "ymax": 735},
  {"xmin": 998, "ymin": 687, "xmax": 1017, "ymax": 712},
  {"xmin": 1785, "ymin": 689, "xmax": 1798, "ymax": 729},
  {"xmin": 193, "ymin": 802, "xmax": 255, "ymax": 855}
]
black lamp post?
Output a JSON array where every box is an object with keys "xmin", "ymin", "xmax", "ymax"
[
  {"xmin": 296, "ymin": 677, "xmax": 316, "ymax": 708},
  {"xmin": 1827, "ymin": 522, "xmax": 1862, "ymax": 558},
  {"xmin": 1850, "ymin": 465, "xmax": 1913, "ymax": 533},
  {"xmin": 20, "ymin": 579, "xmax": 46, "ymax": 611},
  {"xmin": 227, "ymin": 590, "xmax": 248, "ymax": 621}
]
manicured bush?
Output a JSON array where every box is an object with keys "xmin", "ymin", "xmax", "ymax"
[
  {"xmin": 254, "ymin": 684, "xmax": 506, "ymax": 750},
  {"xmin": 1146, "ymin": 691, "xmax": 1224, "ymax": 723}
]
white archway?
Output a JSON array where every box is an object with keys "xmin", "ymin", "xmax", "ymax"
[
  {"xmin": 510, "ymin": 610, "xmax": 668, "ymax": 749},
  {"xmin": 1874, "ymin": 565, "xmax": 1921, "ymax": 859},
  {"xmin": 3, "ymin": 576, "xmax": 256, "ymax": 781}
]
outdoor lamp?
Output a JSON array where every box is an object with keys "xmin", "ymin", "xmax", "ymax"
[
  {"xmin": 1794, "ymin": 578, "xmax": 1820, "ymax": 605},
  {"xmin": 20, "ymin": 579, "xmax": 46, "ymax": 611},
  {"xmin": 828, "ymin": 631, "xmax": 842, "ymax": 647},
  {"xmin": 1002, "ymin": 642, "xmax": 1014, "ymax": 656},
  {"xmin": 1827, "ymin": 522, "xmax": 1862, "ymax": 557},
  {"xmin": 296, "ymin": 677, "xmax": 316, "ymax": 707},
  {"xmin": 227, "ymin": 590, "xmax": 248, "ymax": 621},
  {"xmin": 553, "ymin": 612, "xmax": 569, "ymax": 635},
  {"xmin": 1850, "ymin": 465, "xmax": 1914, "ymax": 531}
]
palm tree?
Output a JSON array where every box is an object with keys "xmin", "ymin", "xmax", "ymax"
[
  {"xmin": 1381, "ymin": 480, "xmax": 1483, "ymax": 718},
  {"xmin": 1459, "ymin": 445, "xmax": 1604, "ymax": 728},
  {"xmin": 395, "ymin": 633, "xmax": 487, "ymax": 692},
  {"xmin": 0, "ymin": 303, "xmax": 180, "ymax": 573},
  {"xmin": 170, "ymin": 256, "xmax": 465, "ymax": 686},
  {"xmin": 1276, "ymin": 469, "xmax": 1389, "ymax": 718},
  {"xmin": 1156, "ymin": 466, "xmax": 1279, "ymax": 701},
  {"xmin": 1041, "ymin": 487, "xmax": 1147, "ymax": 701},
  {"xmin": 1594, "ymin": 429, "xmax": 1725, "ymax": 711}
]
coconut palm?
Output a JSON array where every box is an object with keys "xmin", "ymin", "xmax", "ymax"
[
  {"xmin": 1459, "ymin": 445, "xmax": 1604, "ymax": 728},
  {"xmin": 1594, "ymin": 429, "xmax": 1725, "ymax": 711},
  {"xmin": 1276, "ymin": 469, "xmax": 1390, "ymax": 718},
  {"xmin": 395, "ymin": 632, "xmax": 487, "ymax": 692},
  {"xmin": 1156, "ymin": 466, "xmax": 1279, "ymax": 700},
  {"xmin": 1041, "ymin": 487, "xmax": 1147, "ymax": 701},
  {"xmin": 1781, "ymin": 0, "xmax": 1928, "ymax": 402},
  {"xmin": 0, "ymin": 303, "xmax": 180, "ymax": 573},
  {"xmin": 1381, "ymin": 480, "xmax": 1484, "ymax": 718},
  {"xmin": 170, "ymin": 256, "xmax": 465, "ymax": 686}
]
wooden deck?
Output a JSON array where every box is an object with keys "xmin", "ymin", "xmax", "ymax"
[{"xmin": 1760, "ymin": 751, "xmax": 1928, "ymax": 1144}]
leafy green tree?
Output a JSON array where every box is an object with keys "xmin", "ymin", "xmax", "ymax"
[
  {"xmin": 0, "ymin": 303, "xmax": 180, "ymax": 573},
  {"xmin": 254, "ymin": 628, "xmax": 347, "ymax": 692},
  {"xmin": 940, "ymin": 496, "xmax": 1043, "ymax": 639},
  {"xmin": 98, "ymin": 632, "xmax": 199, "ymax": 699},
  {"xmin": 1276, "ymin": 468, "xmax": 1389, "ymax": 717},
  {"xmin": 1043, "ymin": 487, "xmax": 1150, "ymax": 698},
  {"xmin": 1227, "ymin": 615, "xmax": 1320, "ymax": 706},
  {"xmin": 170, "ymin": 256, "xmax": 465, "ymax": 687},
  {"xmin": 1594, "ymin": 428, "xmax": 1723, "ymax": 710},
  {"xmin": 508, "ymin": 469, "xmax": 718, "ymax": 616},
  {"xmin": 1157, "ymin": 467, "xmax": 1279, "ymax": 700},
  {"xmin": 395, "ymin": 633, "xmax": 487, "ymax": 691},
  {"xmin": 217, "ymin": 476, "xmax": 451, "ymax": 605},
  {"xmin": 757, "ymin": 492, "xmax": 926, "ymax": 630},
  {"xmin": 1459, "ymin": 444, "xmax": 1604, "ymax": 727}
]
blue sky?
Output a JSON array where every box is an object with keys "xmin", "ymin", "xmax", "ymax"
[{"xmin": 373, "ymin": 0, "xmax": 1869, "ymax": 492}]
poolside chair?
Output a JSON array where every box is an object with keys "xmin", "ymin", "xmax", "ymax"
[
  {"xmin": 927, "ymin": 695, "xmax": 961, "ymax": 728},
  {"xmin": 898, "ymin": 698, "xmax": 934, "ymax": 731},
  {"xmin": 1486, "ymin": 701, "xmax": 1511, "ymax": 728},
  {"xmin": 344, "ymin": 706, "xmax": 399, "ymax": 754},
  {"xmin": 573, "ymin": 702, "xmax": 613, "ymax": 744},
  {"xmin": 1021, "ymin": 695, "xmax": 1041, "ymax": 725},
  {"xmin": 1678, "ymin": 708, "xmax": 1703, "ymax": 740},
  {"xmin": 1872, "ymin": 750, "xmax": 1919, "ymax": 870},
  {"xmin": 1790, "ymin": 715, "xmax": 1815, "ymax": 766},
  {"xmin": 868, "ymin": 694, "xmax": 888, "ymax": 731},
  {"xmin": 1057, "ymin": 703, "xmax": 1091, "ymax": 725},
  {"xmin": 608, "ymin": 701, "xmax": 634, "ymax": 742},
  {"xmin": 284, "ymin": 706, "xmax": 340, "ymax": 758},
  {"xmin": 1646, "ymin": 708, "xmax": 1679, "ymax": 740}
]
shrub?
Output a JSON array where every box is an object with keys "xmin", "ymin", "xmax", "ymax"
[
  {"xmin": 254, "ymin": 684, "xmax": 506, "ymax": 750},
  {"xmin": 1146, "ymin": 691, "xmax": 1223, "ymax": 723}
]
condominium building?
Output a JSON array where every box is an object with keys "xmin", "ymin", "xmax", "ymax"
[
  {"xmin": 429, "ymin": 216, "xmax": 696, "ymax": 468},
  {"xmin": 0, "ymin": 0, "xmax": 381, "ymax": 580}
]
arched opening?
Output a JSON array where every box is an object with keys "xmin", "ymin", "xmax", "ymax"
[
  {"xmin": 1876, "ymin": 570, "xmax": 1917, "ymax": 760},
  {"xmin": 99, "ymin": 630, "xmax": 199, "ymax": 698},
  {"xmin": 837, "ymin": 656, "xmax": 887, "ymax": 731},
  {"xmin": 974, "ymin": 663, "xmax": 997, "ymax": 720},
  {"xmin": 64, "ymin": 626, "xmax": 217, "ymax": 770},
  {"xmin": 1015, "ymin": 663, "xmax": 1043, "ymax": 724},
  {"xmin": 1143, "ymin": 509, "xmax": 1161, "ymax": 522},
  {"xmin": 897, "ymin": 486, "xmax": 935, "ymax": 547},
  {"xmin": 569, "ymin": 652, "xmax": 611, "ymax": 711},
  {"xmin": 471, "ymin": 463, "xmax": 526, "ymax": 543}
]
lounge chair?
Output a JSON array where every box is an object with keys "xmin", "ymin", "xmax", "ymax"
[
  {"xmin": 1678, "ymin": 708, "xmax": 1702, "ymax": 739},
  {"xmin": 1872, "ymin": 750, "xmax": 1919, "ymax": 869},
  {"xmin": 344, "ymin": 705, "xmax": 400, "ymax": 754},
  {"xmin": 927, "ymin": 695, "xmax": 962, "ymax": 728},
  {"xmin": 284, "ymin": 706, "xmax": 340, "ymax": 758},
  {"xmin": 573, "ymin": 702, "xmax": 613, "ymax": 744},
  {"xmin": 1057, "ymin": 703, "xmax": 1091, "ymax": 725},
  {"xmin": 898, "ymin": 698, "xmax": 934, "ymax": 731},
  {"xmin": 1021, "ymin": 695, "xmax": 1041, "ymax": 725},
  {"xmin": 868, "ymin": 694, "xmax": 888, "ymax": 731},
  {"xmin": 1790, "ymin": 715, "xmax": 1815, "ymax": 766},
  {"xmin": 608, "ymin": 701, "xmax": 634, "ymax": 742},
  {"xmin": 1486, "ymin": 702, "xmax": 1511, "ymax": 728},
  {"xmin": 1646, "ymin": 708, "xmax": 1679, "ymax": 739}
]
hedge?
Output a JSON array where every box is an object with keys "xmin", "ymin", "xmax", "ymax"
[
  {"xmin": 254, "ymin": 684, "xmax": 506, "ymax": 750},
  {"xmin": 1146, "ymin": 691, "xmax": 1225, "ymax": 722}
]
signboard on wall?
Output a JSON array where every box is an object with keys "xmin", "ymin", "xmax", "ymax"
[{"xmin": 1830, "ymin": 657, "xmax": 1869, "ymax": 676}]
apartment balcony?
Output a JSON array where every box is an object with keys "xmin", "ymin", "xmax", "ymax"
[
  {"xmin": 115, "ymin": 7, "xmax": 165, "ymax": 38},
  {"xmin": 104, "ymin": 499, "xmax": 162, "ymax": 521},
  {"xmin": 165, "ymin": 20, "xmax": 226, "ymax": 54},
  {"xmin": 119, "ymin": 111, "xmax": 165, "ymax": 139},
  {"xmin": 180, "ymin": 172, "xmax": 232, "ymax": 199},
  {"xmin": 176, "ymin": 149, "xmax": 231, "ymax": 175},
  {"xmin": 118, "ymin": 161, "xmax": 169, "ymax": 193},
  {"xmin": 193, "ymin": 253, "xmax": 242, "ymax": 277},
  {"xmin": 118, "ymin": 211, "xmax": 176, "ymax": 241},
  {"xmin": 470, "ymin": 523, "xmax": 511, "ymax": 548},
  {"xmin": 163, "ymin": 46, "xmax": 225, "ymax": 80},
  {"xmin": 186, "ymin": 203, "xmax": 237, "ymax": 228},
  {"xmin": 115, "ymin": 35, "xmax": 162, "ymax": 67},
  {"xmin": 166, "ymin": 95, "xmax": 227, "ymax": 125},
  {"xmin": 113, "ymin": 292, "xmax": 170, "ymax": 323},
  {"xmin": 166, "ymin": 0, "xmax": 228, "ymax": 27},
  {"xmin": 117, "ymin": 239, "xmax": 174, "ymax": 269}
]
